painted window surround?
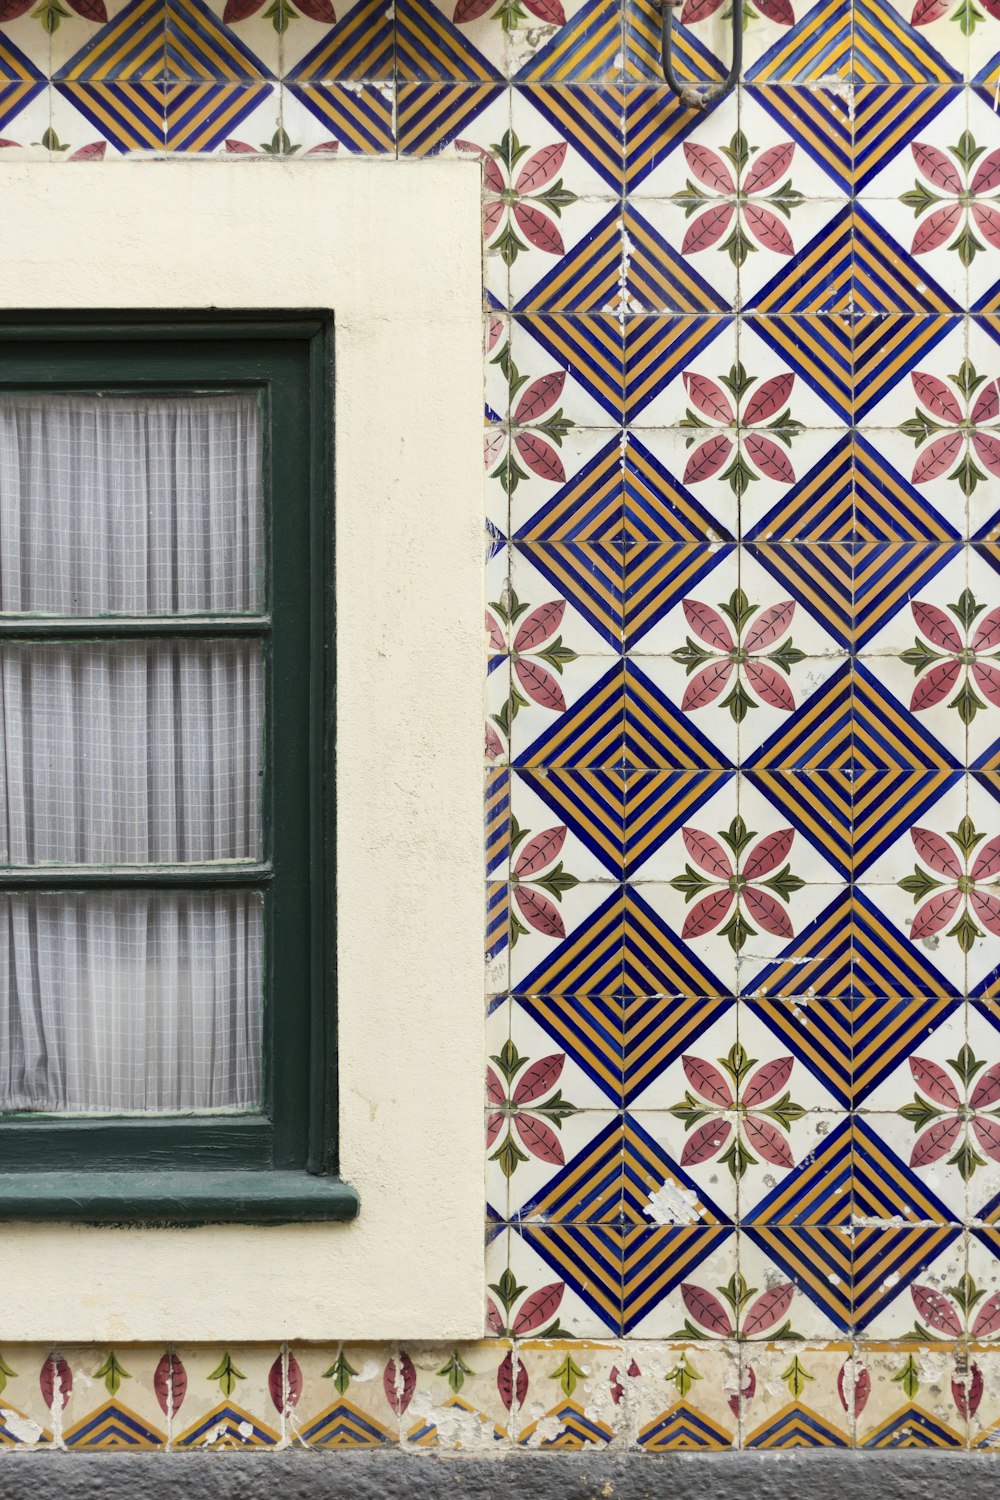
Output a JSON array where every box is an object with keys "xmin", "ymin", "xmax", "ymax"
[{"xmin": 0, "ymin": 159, "xmax": 485, "ymax": 1344}]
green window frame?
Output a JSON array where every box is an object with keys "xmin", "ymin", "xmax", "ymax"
[{"xmin": 0, "ymin": 311, "xmax": 358, "ymax": 1225}]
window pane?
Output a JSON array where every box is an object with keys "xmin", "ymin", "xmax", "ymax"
[
  {"xmin": 0, "ymin": 394, "xmax": 263, "ymax": 615},
  {"xmin": 0, "ymin": 641, "xmax": 263, "ymax": 865},
  {"xmin": 0, "ymin": 891, "xmax": 263, "ymax": 1113}
]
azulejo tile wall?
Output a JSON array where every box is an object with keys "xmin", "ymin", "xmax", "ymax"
[{"xmin": 2, "ymin": 0, "xmax": 1000, "ymax": 1455}]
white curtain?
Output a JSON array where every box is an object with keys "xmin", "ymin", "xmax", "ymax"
[
  {"xmin": 0, "ymin": 394, "xmax": 262, "ymax": 614},
  {"xmin": 0, "ymin": 395, "xmax": 265, "ymax": 1114}
]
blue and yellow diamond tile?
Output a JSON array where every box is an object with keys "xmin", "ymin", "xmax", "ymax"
[
  {"xmin": 513, "ymin": 0, "xmax": 623, "ymax": 82},
  {"xmin": 622, "ymin": 433, "xmax": 736, "ymax": 546},
  {"xmin": 395, "ymin": 0, "xmax": 501, "ymax": 81},
  {"xmin": 742, "ymin": 316, "xmax": 852, "ymax": 427},
  {"xmin": 743, "ymin": 438, "xmax": 853, "ymax": 544},
  {"xmin": 515, "ymin": 206, "xmax": 625, "ymax": 316},
  {"xmin": 486, "ymin": 767, "xmax": 511, "ymax": 878},
  {"xmin": 514, "ymin": 766, "xmax": 625, "ymax": 878},
  {"xmin": 281, "ymin": 0, "xmax": 392, "ymax": 81},
  {"xmin": 740, "ymin": 996, "xmax": 852, "ymax": 1106},
  {"xmin": 165, "ymin": 0, "xmax": 275, "ymax": 80},
  {"xmin": 852, "ymin": 441, "xmax": 961, "ymax": 544},
  {"xmin": 623, "ymin": 770, "xmax": 729, "ymax": 880},
  {"xmin": 853, "ymin": 1229, "xmax": 964, "ymax": 1337},
  {"xmin": 0, "ymin": 31, "xmax": 44, "ymax": 136},
  {"xmin": 853, "ymin": 993, "xmax": 963, "ymax": 1103},
  {"xmin": 624, "ymin": 544, "xmax": 737, "ymax": 652},
  {"xmin": 742, "ymin": 663, "xmax": 853, "ymax": 772},
  {"xmin": 622, "ymin": 205, "xmax": 732, "ymax": 316},
  {"xmin": 623, "ymin": 0, "xmax": 725, "ymax": 83},
  {"xmin": 738, "ymin": 1227, "xmax": 850, "ymax": 1335},
  {"xmin": 623, "ymin": 85, "xmax": 716, "ymax": 195},
  {"xmin": 511, "ymin": 85, "xmax": 625, "ymax": 192},
  {"xmin": 852, "ymin": 547, "xmax": 960, "ymax": 652},
  {"xmin": 852, "ymin": 313, "xmax": 962, "ymax": 430},
  {"xmin": 626, "ymin": 1040, "xmax": 741, "ymax": 1217},
  {"xmin": 514, "ymin": 315, "xmax": 625, "ymax": 424},
  {"xmin": 851, "ymin": 85, "xmax": 959, "ymax": 190},
  {"xmin": 744, "ymin": 0, "xmax": 849, "ymax": 80},
  {"xmin": 513, "ymin": 882, "xmax": 625, "ymax": 995},
  {"xmin": 744, "ymin": 772, "xmax": 853, "ymax": 876},
  {"xmin": 395, "ymin": 81, "xmax": 505, "ymax": 154},
  {"xmin": 512, "ymin": 540, "xmax": 625, "ymax": 652},
  {"xmin": 749, "ymin": 888, "xmax": 853, "ymax": 1000},
  {"xmin": 744, "ymin": 84, "xmax": 852, "ymax": 195},
  {"xmin": 57, "ymin": 0, "xmax": 273, "ymax": 81},
  {"xmin": 511, "ymin": 658, "xmax": 625, "ymax": 769},
  {"xmin": 513, "ymin": 1219, "xmax": 625, "ymax": 1334},
  {"xmin": 623, "ymin": 660, "xmax": 734, "ymax": 772},
  {"xmin": 744, "ymin": 206, "xmax": 853, "ymax": 317},
  {"xmin": 509, "ymin": 1109, "xmax": 625, "ymax": 1223},
  {"xmin": 514, "ymin": 993, "xmax": 625, "ymax": 1104},
  {"xmin": 850, "ymin": 205, "xmax": 960, "ymax": 317},
  {"xmin": 852, "ymin": 0, "xmax": 960, "ymax": 82},
  {"xmin": 746, "ymin": 546, "xmax": 852, "ymax": 656},
  {"xmin": 623, "ymin": 993, "xmax": 736, "ymax": 1104},
  {"xmin": 850, "ymin": 888, "xmax": 957, "ymax": 1001},
  {"xmin": 622, "ymin": 885, "xmax": 732, "ymax": 998},
  {"xmin": 514, "ymin": 434, "xmax": 625, "ymax": 545},
  {"xmin": 53, "ymin": 0, "xmax": 276, "ymax": 150},
  {"xmin": 622, "ymin": 201, "xmax": 737, "ymax": 314},
  {"xmin": 623, "ymin": 1224, "xmax": 736, "ymax": 1335},
  {"xmin": 623, "ymin": 315, "xmax": 736, "ymax": 427},
  {"xmin": 622, "ymin": 535, "xmax": 735, "ymax": 662}
]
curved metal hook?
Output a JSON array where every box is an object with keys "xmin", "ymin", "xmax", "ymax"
[{"xmin": 660, "ymin": 0, "xmax": 741, "ymax": 110}]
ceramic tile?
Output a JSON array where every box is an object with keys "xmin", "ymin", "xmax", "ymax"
[{"xmin": 8, "ymin": 0, "xmax": 1000, "ymax": 1458}]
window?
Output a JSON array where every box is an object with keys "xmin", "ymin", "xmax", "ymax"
[{"xmin": 0, "ymin": 312, "xmax": 357, "ymax": 1224}]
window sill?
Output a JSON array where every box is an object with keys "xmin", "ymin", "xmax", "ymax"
[{"xmin": 0, "ymin": 1171, "xmax": 360, "ymax": 1225}]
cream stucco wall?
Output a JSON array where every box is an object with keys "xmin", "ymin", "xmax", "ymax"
[{"xmin": 0, "ymin": 159, "xmax": 485, "ymax": 1342}]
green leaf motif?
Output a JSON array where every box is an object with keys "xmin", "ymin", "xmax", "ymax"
[
  {"xmin": 549, "ymin": 1354, "xmax": 586, "ymax": 1397},
  {"xmin": 761, "ymin": 864, "xmax": 806, "ymax": 902},
  {"xmin": 94, "ymin": 1351, "xmax": 131, "ymax": 1397},
  {"xmin": 947, "ymin": 911, "xmax": 983, "ymax": 954},
  {"xmin": 0, "ymin": 1353, "xmax": 14, "ymax": 1396},
  {"xmin": 438, "ymin": 1352, "xmax": 473, "ymax": 1394},
  {"xmin": 948, "ymin": 1043, "xmax": 986, "ymax": 1089},
  {"xmin": 31, "ymin": 0, "xmax": 70, "ymax": 32},
  {"xmin": 719, "ymin": 1134, "xmax": 757, "ymax": 1180},
  {"xmin": 951, "ymin": 588, "xmax": 987, "ymax": 631},
  {"xmin": 899, "ymin": 865, "xmax": 944, "ymax": 902},
  {"xmin": 900, "ymin": 1093, "xmax": 945, "ymax": 1131},
  {"xmin": 489, "ymin": 1268, "xmax": 526, "ymax": 1316},
  {"xmin": 207, "ymin": 1353, "xmax": 246, "ymax": 1398},
  {"xmin": 893, "ymin": 1354, "xmax": 920, "ymax": 1399},
  {"xmin": 720, "ymin": 679, "xmax": 757, "ymax": 724},
  {"xmin": 781, "ymin": 1356, "xmax": 814, "ymax": 1398},
  {"xmin": 719, "ymin": 909, "xmax": 755, "ymax": 954},
  {"xmin": 323, "ymin": 1351, "xmax": 358, "ymax": 1393},
  {"xmin": 951, "ymin": 816, "xmax": 986, "ymax": 861},
  {"xmin": 262, "ymin": 0, "xmax": 298, "ymax": 29},
  {"xmin": 900, "ymin": 182, "xmax": 941, "ymax": 217},
  {"xmin": 665, "ymin": 1355, "xmax": 701, "ymax": 1397}
]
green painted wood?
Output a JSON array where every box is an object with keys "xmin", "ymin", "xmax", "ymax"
[
  {"xmin": 0, "ymin": 313, "xmax": 348, "ymax": 1212},
  {"xmin": 0, "ymin": 1170, "xmax": 360, "ymax": 1223}
]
